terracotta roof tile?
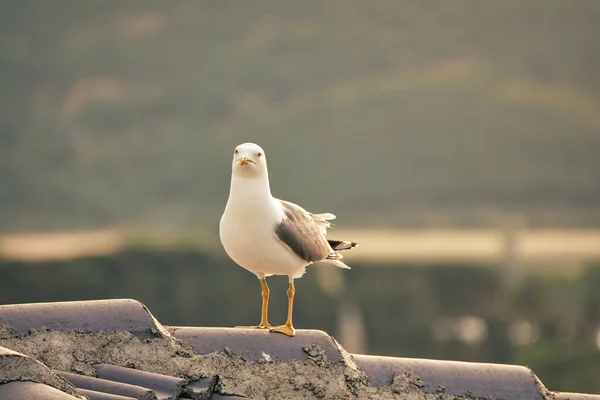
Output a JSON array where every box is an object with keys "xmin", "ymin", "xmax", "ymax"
[
  {"xmin": 57, "ymin": 371, "xmax": 156, "ymax": 400},
  {"xmin": 169, "ymin": 326, "xmax": 341, "ymax": 362},
  {"xmin": 0, "ymin": 299, "xmax": 167, "ymax": 339},
  {"xmin": 354, "ymin": 354, "xmax": 543, "ymax": 399},
  {"xmin": 0, "ymin": 298, "xmax": 598, "ymax": 400},
  {"xmin": 79, "ymin": 388, "xmax": 137, "ymax": 400},
  {"xmin": 0, "ymin": 381, "xmax": 82, "ymax": 400},
  {"xmin": 95, "ymin": 364, "xmax": 186, "ymax": 400}
]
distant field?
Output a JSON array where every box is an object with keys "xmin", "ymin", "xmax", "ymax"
[
  {"xmin": 0, "ymin": 230, "xmax": 124, "ymax": 262},
  {"xmin": 333, "ymin": 229, "xmax": 600, "ymax": 266},
  {"xmin": 1, "ymin": 228, "xmax": 599, "ymax": 268}
]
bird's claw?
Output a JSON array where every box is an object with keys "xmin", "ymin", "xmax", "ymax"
[
  {"xmin": 235, "ymin": 324, "xmax": 272, "ymax": 330},
  {"xmin": 270, "ymin": 324, "xmax": 296, "ymax": 337}
]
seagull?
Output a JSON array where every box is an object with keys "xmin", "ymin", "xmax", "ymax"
[{"xmin": 219, "ymin": 143, "xmax": 358, "ymax": 336}]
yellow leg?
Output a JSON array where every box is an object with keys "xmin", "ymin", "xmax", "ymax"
[
  {"xmin": 270, "ymin": 280, "xmax": 296, "ymax": 337},
  {"xmin": 236, "ymin": 278, "xmax": 271, "ymax": 329}
]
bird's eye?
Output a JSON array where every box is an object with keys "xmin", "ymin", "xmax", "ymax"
[
  {"xmin": 234, "ymin": 149, "xmax": 239, "ymax": 154},
  {"xmin": 257, "ymin": 152, "xmax": 262, "ymax": 158}
]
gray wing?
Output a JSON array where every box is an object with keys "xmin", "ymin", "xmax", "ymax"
[{"xmin": 274, "ymin": 200, "xmax": 333, "ymax": 263}]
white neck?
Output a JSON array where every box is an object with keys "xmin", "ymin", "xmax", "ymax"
[{"xmin": 227, "ymin": 171, "xmax": 273, "ymax": 207}]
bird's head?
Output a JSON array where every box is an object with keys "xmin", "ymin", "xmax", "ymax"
[{"xmin": 231, "ymin": 142, "xmax": 268, "ymax": 178}]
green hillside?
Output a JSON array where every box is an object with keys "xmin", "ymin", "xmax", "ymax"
[{"xmin": 1, "ymin": 1, "xmax": 599, "ymax": 231}]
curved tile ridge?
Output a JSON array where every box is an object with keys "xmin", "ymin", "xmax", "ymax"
[
  {"xmin": 0, "ymin": 345, "xmax": 85, "ymax": 399},
  {"xmin": 354, "ymin": 354, "xmax": 545, "ymax": 400},
  {"xmin": 58, "ymin": 371, "xmax": 156, "ymax": 400},
  {"xmin": 167, "ymin": 327, "xmax": 342, "ymax": 362},
  {"xmin": 95, "ymin": 363, "xmax": 186, "ymax": 400},
  {"xmin": 78, "ymin": 388, "xmax": 137, "ymax": 400},
  {"xmin": 554, "ymin": 393, "xmax": 600, "ymax": 400},
  {"xmin": 0, "ymin": 299, "xmax": 170, "ymax": 340},
  {"xmin": 0, "ymin": 381, "xmax": 83, "ymax": 400},
  {"xmin": 60, "ymin": 366, "xmax": 216, "ymax": 400}
]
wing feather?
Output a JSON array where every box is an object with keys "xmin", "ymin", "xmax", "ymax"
[{"xmin": 274, "ymin": 200, "xmax": 332, "ymax": 263}]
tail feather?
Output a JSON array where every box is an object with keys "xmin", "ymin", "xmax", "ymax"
[
  {"xmin": 325, "ymin": 239, "xmax": 358, "ymax": 269},
  {"xmin": 313, "ymin": 213, "xmax": 336, "ymax": 221},
  {"xmin": 326, "ymin": 251, "xmax": 344, "ymax": 260},
  {"xmin": 327, "ymin": 259, "xmax": 351, "ymax": 269},
  {"xmin": 328, "ymin": 239, "xmax": 359, "ymax": 251}
]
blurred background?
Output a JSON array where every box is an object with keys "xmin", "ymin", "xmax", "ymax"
[{"xmin": 1, "ymin": 0, "xmax": 600, "ymax": 393}]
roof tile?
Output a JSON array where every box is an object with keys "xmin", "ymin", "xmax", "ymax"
[
  {"xmin": 2, "ymin": 299, "xmax": 600, "ymax": 399},
  {"xmin": 554, "ymin": 394, "xmax": 600, "ymax": 400},
  {"xmin": 0, "ymin": 381, "xmax": 81, "ymax": 400},
  {"xmin": 354, "ymin": 354, "xmax": 544, "ymax": 400},
  {"xmin": 0, "ymin": 345, "xmax": 83, "ymax": 398},
  {"xmin": 94, "ymin": 364, "xmax": 186, "ymax": 400},
  {"xmin": 0, "ymin": 299, "xmax": 167, "ymax": 340},
  {"xmin": 58, "ymin": 371, "xmax": 156, "ymax": 400},
  {"xmin": 79, "ymin": 388, "xmax": 137, "ymax": 400},
  {"xmin": 168, "ymin": 327, "xmax": 341, "ymax": 362}
]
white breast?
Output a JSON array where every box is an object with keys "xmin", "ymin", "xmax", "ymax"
[{"xmin": 219, "ymin": 179, "xmax": 307, "ymax": 278}]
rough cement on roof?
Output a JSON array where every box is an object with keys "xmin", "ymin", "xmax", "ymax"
[{"xmin": 0, "ymin": 326, "xmax": 488, "ymax": 400}]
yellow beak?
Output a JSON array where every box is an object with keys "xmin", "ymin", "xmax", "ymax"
[{"xmin": 239, "ymin": 155, "xmax": 250, "ymax": 165}]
